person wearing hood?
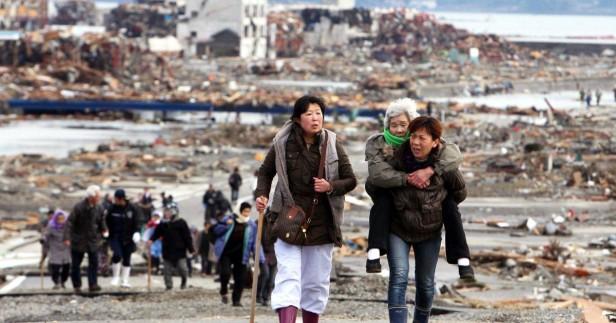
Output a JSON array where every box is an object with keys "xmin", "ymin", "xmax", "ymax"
[
  {"xmin": 144, "ymin": 211, "xmax": 163, "ymax": 274},
  {"xmin": 147, "ymin": 203, "xmax": 195, "ymax": 290},
  {"xmin": 44, "ymin": 209, "xmax": 71, "ymax": 289},
  {"xmin": 212, "ymin": 202, "xmax": 265, "ymax": 307},
  {"xmin": 105, "ymin": 189, "xmax": 141, "ymax": 288}
]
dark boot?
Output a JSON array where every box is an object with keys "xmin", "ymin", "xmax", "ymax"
[
  {"xmin": 301, "ymin": 309, "xmax": 319, "ymax": 323},
  {"xmin": 412, "ymin": 307, "xmax": 430, "ymax": 323},
  {"xmin": 459, "ymin": 265, "xmax": 476, "ymax": 282},
  {"xmin": 366, "ymin": 259, "xmax": 382, "ymax": 273},
  {"xmin": 277, "ymin": 306, "xmax": 298, "ymax": 323},
  {"xmin": 389, "ymin": 306, "xmax": 408, "ymax": 323}
]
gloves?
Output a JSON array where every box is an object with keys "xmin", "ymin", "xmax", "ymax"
[
  {"xmin": 102, "ymin": 231, "xmax": 109, "ymax": 238},
  {"xmin": 132, "ymin": 232, "xmax": 141, "ymax": 244}
]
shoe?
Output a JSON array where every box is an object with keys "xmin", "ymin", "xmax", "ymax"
[
  {"xmin": 366, "ymin": 259, "xmax": 382, "ymax": 273},
  {"xmin": 459, "ymin": 265, "xmax": 476, "ymax": 282},
  {"xmin": 221, "ymin": 295, "xmax": 229, "ymax": 304},
  {"xmin": 61, "ymin": 283, "xmax": 66, "ymax": 289},
  {"xmin": 73, "ymin": 287, "xmax": 81, "ymax": 294},
  {"xmin": 261, "ymin": 298, "xmax": 270, "ymax": 306},
  {"xmin": 121, "ymin": 266, "xmax": 131, "ymax": 288},
  {"xmin": 52, "ymin": 283, "xmax": 61, "ymax": 290},
  {"xmin": 180, "ymin": 277, "xmax": 187, "ymax": 289},
  {"xmin": 165, "ymin": 286, "xmax": 172, "ymax": 291},
  {"xmin": 110, "ymin": 263, "xmax": 121, "ymax": 286},
  {"xmin": 256, "ymin": 296, "xmax": 263, "ymax": 304},
  {"xmin": 232, "ymin": 301, "xmax": 242, "ymax": 307},
  {"xmin": 88, "ymin": 285, "xmax": 102, "ymax": 293}
]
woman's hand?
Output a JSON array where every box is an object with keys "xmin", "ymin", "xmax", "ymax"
[
  {"xmin": 407, "ymin": 167, "xmax": 434, "ymax": 189},
  {"xmin": 256, "ymin": 196, "xmax": 268, "ymax": 212},
  {"xmin": 313, "ymin": 177, "xmax": 332, "ymax": 193}
]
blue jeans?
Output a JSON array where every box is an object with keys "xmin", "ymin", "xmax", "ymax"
[{"xmin": 387, "ymin": 234, "xmax": 441, "ymax": 323}]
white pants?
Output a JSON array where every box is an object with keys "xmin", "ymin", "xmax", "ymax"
[{"xmin": 271, "ymin": 240, "xmax": 334, "ymax": 314}]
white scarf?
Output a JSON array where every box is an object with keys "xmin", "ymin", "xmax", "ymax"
[{"xmin": 235, "ymin": 214, "xmax": 250, "ymax": 224}]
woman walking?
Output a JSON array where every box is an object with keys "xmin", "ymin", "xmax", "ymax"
[
  {"xmin": 44, "ymin": 209, "xmax": 71, "ymax": 289},
  {"xmin": 255, "ymin": 95, "xmax": 357, "ymax": 323},
  {"xmin": 386, "ymin": 116, "xmax": 467, "ymax": 322}
]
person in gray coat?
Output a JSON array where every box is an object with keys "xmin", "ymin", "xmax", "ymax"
[
  {"xmin": 44, "ymin": 209, "xmax": 71, "ymax": 289},
  {"xmin": 64, "ymin": 185, "xmax": 108, "ymax": 293}
]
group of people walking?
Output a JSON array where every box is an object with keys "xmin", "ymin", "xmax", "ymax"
[
  {"xmin": 41, "ymin": 186, "xmax": 196, "ymax": 293},
  {"xmin": 40, "ymin": 94, "xmax": 473, "ymax": 322}
]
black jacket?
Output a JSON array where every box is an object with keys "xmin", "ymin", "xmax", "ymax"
[
  {"xmin": 150, "ymin": 218, "xmax": 194, "ymax": 262},
  {"xmin": 64, "ymin": 198, "xmax": 107, "ymax": 252},
  {"xmin": 390, "ymin": 142, "xmax": 467, "ymax": 244},
  {"xmin": 105, "ymin": 202, "xmax": 141, "ymax": 246},
  {"xmin": 228, "ymin": 173, "xmax": 242, "ymax": 189}
]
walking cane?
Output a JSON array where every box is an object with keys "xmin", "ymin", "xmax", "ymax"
[
  {"xmin": 250, "ymin": 210, "xmax": 265, "ymax": 323},
  {"xmin": 147, "ymin": 249, "xmax": 152, "ymax": 292},
  {"xmin": 39, "ymin": 259, "xmax": 44, "ymax": 289}
]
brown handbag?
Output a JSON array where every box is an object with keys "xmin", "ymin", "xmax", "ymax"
[{"xmin": 272, "ymin": 132, "xmax": 328, "ymax": 245}]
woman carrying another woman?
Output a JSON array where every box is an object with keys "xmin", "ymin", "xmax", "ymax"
[
  {"xmin": 365, "ymin": 99, "xmax": 474, "ymax": 283},
  {"xmin": 387, "ymin": 116, "xmax": 467, "ymax": 322}
]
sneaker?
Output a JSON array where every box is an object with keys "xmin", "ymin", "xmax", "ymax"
[
  {"xmin": 366, "ymin": 259, "xmax": 382, "ymax": 273},
  {"xmin": 88, "ymin": 285, "xmax": 102, "ymax": 293},
  {"xmin": 221, "ymin": 295, "xmax": 229, "ymax": 304},
  {"xmin": 459, "ymin": 265, "xmax": 476, "ymax": 282}
]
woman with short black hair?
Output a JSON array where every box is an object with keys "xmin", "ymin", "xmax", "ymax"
[{"xmin": 255, "ymin": 95, "xmax": 357, "ymax": 323}]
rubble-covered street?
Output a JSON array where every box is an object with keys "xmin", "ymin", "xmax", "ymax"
[{"xmin": 2, "ymin": 2, "xmax": 616, "ymax": 323}]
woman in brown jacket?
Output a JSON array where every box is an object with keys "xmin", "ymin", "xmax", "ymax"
[
  {"xmin": 387, "ymin": 116, "xmax": 466, "ymax": 323},
  {"xmin": 255, "ymin": 95, "xmax": 357, "ymax": 323}
]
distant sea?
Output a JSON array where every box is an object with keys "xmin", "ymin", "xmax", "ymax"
[{"xmin": 430, "ymin": 11, "xmax": 616, "ymax": 38}]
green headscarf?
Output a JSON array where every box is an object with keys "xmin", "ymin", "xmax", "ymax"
[{"xmin": 383, "ymin": 128, "xmax": 410, "ymax": 148}]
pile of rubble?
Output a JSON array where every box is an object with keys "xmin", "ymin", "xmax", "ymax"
[
  {"xmin": 0, "ymin": 121, "xmax": 282, "ymax": 223},
  {"xmin": 51, "ymin": 0, "xmax": 97, "ymax": 26},
  {"xmin": 108, "ymin": 4, "xmax": 179, "ymax": 38}
]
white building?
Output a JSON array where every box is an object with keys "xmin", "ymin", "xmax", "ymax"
[{"xmin": 177, "ymin": 0, "xmax": 267, "ymax": 59}]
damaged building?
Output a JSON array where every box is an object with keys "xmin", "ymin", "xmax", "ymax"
[
  {"xmin": 177, "ymin": 0, "xmax": 268, "ymax": 58},
  {"xmin": 0, "ymin": 0, "xmax": 47, "ymax": 30}
]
